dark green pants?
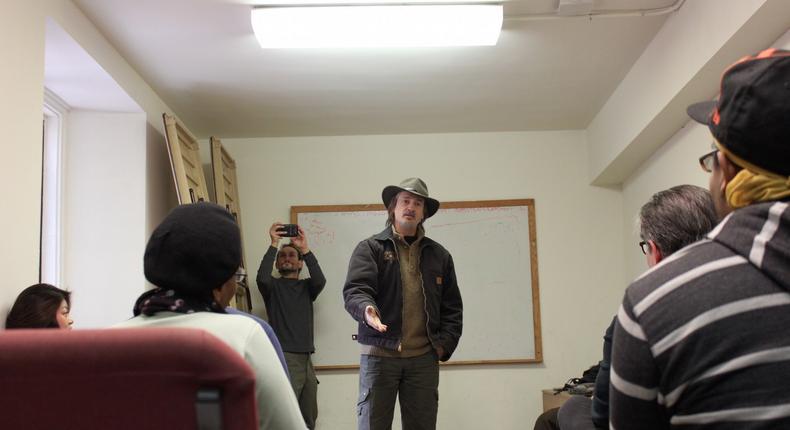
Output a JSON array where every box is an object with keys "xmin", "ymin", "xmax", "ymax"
[
  {"xmin": 357, "ymin": 352, "xmax": 439, "ymax": 430},
  {"xmin": 284, "ymin": 352, "xmax": 318, "ymax": 430}
]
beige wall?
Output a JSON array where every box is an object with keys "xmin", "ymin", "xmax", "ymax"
[
  {"xmin": 620, "ymin": 29, "xmax": 790, "ymax": 281},
  {"xmin": 1, "ymin": 0, "xmax": 175, "ymax": 325},
  {"xmin": 1, "ymin": 2, "xmax": 46, "ymax": 323},
  {"xmin": 62, "ymin": 112, "xmax": 148, "ymax": 328},
  {"xmin": 146, "ymin": 123, "xmax": 179, "ymax": 238},
  {"xmin": 3, "ymin": 0, "xmax": 787, "ymax": 428},
  {"xmin": 222, "ymin": 130, "xmax": 626, "ymax": 429},
  {"xmin": 620, "ymin": 122, "xmax": 711, "ymax": 280},
  {"xmin": 588, "ymin": 0, "xmax": 790, "ymax": 185}
]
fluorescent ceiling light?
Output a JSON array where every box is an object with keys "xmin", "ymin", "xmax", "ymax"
[{"xmin": 251, "ymin": 4, "xmax": 503, "ymax": 49}]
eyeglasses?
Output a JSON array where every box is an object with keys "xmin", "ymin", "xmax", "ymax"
[
  {"xmin": 235, "ymin": 269, "xmax": 247, "ymax": 284},
  {"xmin": 698, "ymin": 149, "xmax": 718, "ymax": 173},
  {"xmin": 638, "ymin": 240, "xmax": 648, "ymax": 255}
]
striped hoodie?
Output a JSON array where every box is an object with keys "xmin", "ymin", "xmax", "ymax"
[{"xmin": 610, "ymin": 200, "xmax": 790, "ymax": 429}]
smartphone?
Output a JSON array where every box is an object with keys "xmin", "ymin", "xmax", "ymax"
[{"xmin": 277, "ymin": 224, "xmax": 299, "ymax": 237}]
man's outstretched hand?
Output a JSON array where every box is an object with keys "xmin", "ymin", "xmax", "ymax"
[{"xmin": 364, "ymin": 305, "xmax": 388, "ymax": 333}]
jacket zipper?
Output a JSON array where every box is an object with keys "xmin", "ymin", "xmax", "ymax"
[
  {"xmin": 419, "ymin": 241, "xmax": 437, "ymax": 352},
  {"xmin": 389, "ymin": 237, "xmax": 403, "ymax": 352}
]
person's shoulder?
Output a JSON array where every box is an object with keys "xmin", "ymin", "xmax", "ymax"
[
  {"xmin": 624, "ymin": 239, "xmax": 732, "ymax": 304},
  {"xmin": 421, "ymin": 236, "xmax": 450, "ymax": 255},
  {"xmin": 111, "ymin": 315, "xmax": 145, "ymax": 328},
  {"xmin": 190, "ymin": 311, "xmax": 261, "ymax": 330},
  {"xmin": 354, "ymin": 229, "xmax": 389, "ymax": 250},
  {"xmin": 224, "ymin": 309, "xmax": 278, "ymax": 339},
  {"xmin": 369, "ymin": 228, "xmax": 391, "ymax": 242},
  {"xmin": 114, "ymin": 312, "xmax": 264, "ymax": 350},
  {"xmin": 225, "ymin": 307, "xmax": 263, "ymax": 322},
  {"xmin": 202, "ymin": 313, "xmax": 269, "ymax": 346},
  {"xmin": 112, "ymin": 312, "xmax": 180, "ymax": 328}
]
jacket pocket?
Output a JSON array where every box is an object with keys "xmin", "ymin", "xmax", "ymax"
[{"xmin": 424, "ymin": 272, "xmax": 443, "ymax": 314}]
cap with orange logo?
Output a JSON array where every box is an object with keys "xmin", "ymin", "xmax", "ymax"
[{"xmin": 687, "ymin": 48, "xmax": 790, "ymax": 177}]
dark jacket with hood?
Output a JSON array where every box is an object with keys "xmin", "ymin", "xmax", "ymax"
[
  {"xmin": 610, "ymin": 200, "xmax": 790, "ymax": 429},
  {"xmin": 343, "ymin": 227, "xmax": 463, "ymax": 361}
]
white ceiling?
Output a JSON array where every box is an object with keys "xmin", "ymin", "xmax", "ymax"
[{"xmin": 70, "ymin": 0, "xmax": 677, "ymax": 138}]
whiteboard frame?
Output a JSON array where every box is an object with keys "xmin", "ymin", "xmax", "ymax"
[{"xmin": 292, "ymin": 199, "xmax": 543, "ymax": 369}]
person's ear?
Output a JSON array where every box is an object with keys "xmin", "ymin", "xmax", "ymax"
[
  {"xmin": 718, "ymin": 152, "xmax": 740, "ymax": 183},
  {"xmin": 212, "ymin": 276, "xmax": 236, "ymax": 306},
  {"xmin": 648, "ymin": 240, "xmax": 664, "ymax": 266}
]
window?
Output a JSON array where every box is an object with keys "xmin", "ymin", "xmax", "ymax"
[{"xmin": 41, "ymin": 88, "xmax": 68, "ymax": 285}]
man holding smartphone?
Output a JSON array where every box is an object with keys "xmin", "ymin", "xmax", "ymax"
[
  {"xmin": 256, "ymin": 222, "xmax": 326, "ymax": 430},
  {"xmin": 343, "ymin": 177, "xmax": 463, "ymax": 430}
]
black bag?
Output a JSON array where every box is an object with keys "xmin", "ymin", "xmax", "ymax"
[
  {"xmin": 554, "ymin": 363, "xmax": 600, "ymax": 397},
  {"xmin": 581, "ymin": 363, "xmax": 600, "ymax": 383}
]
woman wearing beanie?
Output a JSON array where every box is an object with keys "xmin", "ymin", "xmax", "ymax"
[{"xmin": 115, "ymin": 202, "xmax": 306, "ymax": 430}]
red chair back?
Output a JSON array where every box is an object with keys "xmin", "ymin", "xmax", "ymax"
[{"xmin": 0, "ymin": 328, "xmax": 258, "ymax": 430}]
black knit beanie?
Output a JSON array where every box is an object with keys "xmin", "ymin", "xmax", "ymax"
[{"xmin": 144, "ymin": 202, "xmax": 241, "ymax": 296}]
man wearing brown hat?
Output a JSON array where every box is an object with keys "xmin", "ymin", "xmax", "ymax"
[
  {"xmin": 610, "ymin": 49, "xmax": 790, "ymax": 429},
  {"xmin": 343, "ymin": 177, "xmax": 463, "ymax": 430},
  {"xmin": 115, "ymin": 202, "xmax": 306, "ymax": 430}
]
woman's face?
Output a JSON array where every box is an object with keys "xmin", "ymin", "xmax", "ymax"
[{"xmin": 56, "ymin": 299, "xmax": 73, "ymax": 329}]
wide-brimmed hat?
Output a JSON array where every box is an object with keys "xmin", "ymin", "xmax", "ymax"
[
  {"xmin": 381, "ymin": 177, "xmax": 440, "ymax": 219},
  {"xmin": 144, "ymin": 202, "xmax": 241, "ymax": 296},
  {"xmin": 687, "ymin": 48, "xmax": 790, "ymax": 176}
]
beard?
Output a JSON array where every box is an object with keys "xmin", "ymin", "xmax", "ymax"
[
  {"xmin": 278, "ymin": 267, "xmax": 298, "ymax": 276},
  {"xmin": 397, "ymin": 219, "xmax": 418, "ymax": 229},
  {"xmin": 396, "ymin": 218, "xmax": 420, "ymax": 236}
]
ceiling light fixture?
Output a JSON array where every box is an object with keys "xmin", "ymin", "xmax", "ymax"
[{"xmin": 251, "ymin": 4, "xmax": 503, "ymax": 49}]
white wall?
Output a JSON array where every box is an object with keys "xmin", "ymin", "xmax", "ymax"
[
  {"xmin": 223, "ymin": 130, "xmax": 626, "ymax": 429},
  {"xmin": 62, "ymin": 112, "xmax": 148, "ymax": 327}
]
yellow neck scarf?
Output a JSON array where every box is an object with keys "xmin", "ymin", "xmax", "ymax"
[{"xmin": 716, "ymin": 142, "xmax": 790, "ymax": 208}]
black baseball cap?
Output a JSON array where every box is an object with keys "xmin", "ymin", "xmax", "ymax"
[{"xmin": 687, "ymin": 48, "xmax": 790, "ymax": 177}]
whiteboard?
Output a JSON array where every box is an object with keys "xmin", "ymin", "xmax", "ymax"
[{"xmin": 292, "ymin": 200, "xmax": 542, "ymax": 369}]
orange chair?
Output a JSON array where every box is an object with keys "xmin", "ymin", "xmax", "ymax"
[{"xmin": 0, "ymin": 328, "xmax": 258, "ymax": 429}]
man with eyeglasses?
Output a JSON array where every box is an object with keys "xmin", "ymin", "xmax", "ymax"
[
  {"xmin": 610, "ymin": 49, "xmax": 790, "ymax": 429},
  {"xmin": 537, "ymin": 185, "xmax": 716, "ymax": 430},
  {"xmin": 256, "ymin": 223, "xmax": 326, "ymax": 430}
]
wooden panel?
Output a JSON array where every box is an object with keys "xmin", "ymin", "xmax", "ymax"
[
  {"xmin": 162, "ymin": 113, "xmax": 210, "ymax": 204},
  {"xmin": 210, "ymin": 136, "xmax": 251, "ymax": 312}
]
